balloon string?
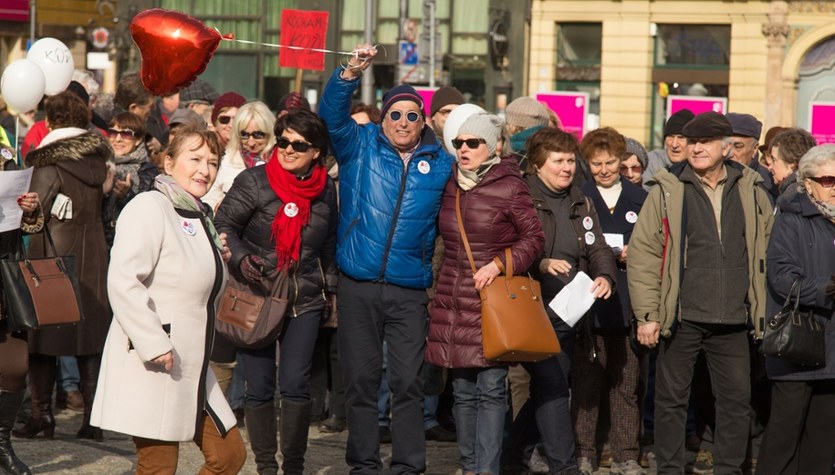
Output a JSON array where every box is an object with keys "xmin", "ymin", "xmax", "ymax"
[{"xmin": 220, "ymin": 35, "xmax": 375, "ymax": 58}]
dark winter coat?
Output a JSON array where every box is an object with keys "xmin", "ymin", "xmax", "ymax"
[
  {"xmin": 25, "ymin": 131, "xmax": 113, "ymax": 356},
  {"xmin": 426, "ymin": 159, "xmax": 545, "ymax": 368},
  {"xmin": 580, "ymin": 177, "xmax": 647, "ymax": 328},
  {"xmin": 214, "ymin": 164, "xmax": 338, "ymax": 318},
  {"xmin": 527, "ymin": 176, "xmax": 618, "ymax": 313},
  {"xmin": 764, "ymin": 192, "xmax": 835, "ymax": 381}
]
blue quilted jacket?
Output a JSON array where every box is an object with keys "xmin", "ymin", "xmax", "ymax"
[{"xmin": 318, "ymin": 69, "xmax": 454, "ymax": 289}]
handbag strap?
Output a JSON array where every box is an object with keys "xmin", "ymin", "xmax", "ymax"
[{"xmin": 455, "ymin": 188, "xmax": 513, "ymax": 280}]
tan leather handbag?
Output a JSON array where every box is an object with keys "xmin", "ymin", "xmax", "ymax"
[
  {"xmin": 455, "ymin": 189, "xmax": 560, "ymax": 362},
  {"xmin": 216, "ymin": 269, "xmax": 289, "ymax": 349}
]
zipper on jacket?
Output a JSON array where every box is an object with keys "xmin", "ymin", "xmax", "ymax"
[
  {"xmin": 317, "ymin": 258, "xmax": 328, "ymax": 304},
  {"xmin": 378, "ymin": 160, "xmax": 410, "ymax": 280},
  {"xmin": 291, "ymin": 264, "xmax": 300, "ymax": 317}
]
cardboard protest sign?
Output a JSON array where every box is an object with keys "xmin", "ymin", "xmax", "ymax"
[{"xmin": 279, "ymin": 9, "xmax": 329, "ymax": 71}]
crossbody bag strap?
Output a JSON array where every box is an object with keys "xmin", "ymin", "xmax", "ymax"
[{"xmin": 455, "ymin": 188, "xmax": 478, "ymax": 275}]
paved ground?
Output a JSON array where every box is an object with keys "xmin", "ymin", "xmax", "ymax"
[{"xmin": 13, "ymin": 408, "xmax": 698, "ymax": 474}]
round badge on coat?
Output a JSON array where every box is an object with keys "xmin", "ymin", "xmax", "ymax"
[
  {"xmin": 0, "ymin": 148, "xmax": 12, "ymax": 160},
  {"xmin": 625, "ymin": 211, "xmax": 638, "ymax": 224},
  {"xmin": 585, "ymin": 231, "xmax": 595, "ymax": 245},
  {"xmin": 284, "ymin": 202, "xmax": 299, "ymax": 218},
  {"xmin": 582, "ymin": 216, "xmax": 593, "ymax": 230},
  {"xmin": 418, "ymin": 160, "xmax": 431, "ymax": 174},
  {"xmin": 181, "ymin": 220, "xmax": 196, "ymax": 236}
]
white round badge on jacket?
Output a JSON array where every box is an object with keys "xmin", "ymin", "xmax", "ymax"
[
  {"xmin": 582, "ymin": 216, "xmax": 593, "ymax": 230},
  {"xmin": 585, "ymin": 231, "xmax": 595, "ymax": 245},
  {"xmin": 625, "ymin": 211, "xmax": 638, "ymax": 223},
  {"xmin": 284, "ymin": 202, "xmax": 299, "ymax": 218},
  {"xmin": 418, "ymin": 160, "xmax": 431, "ymax": 174},
  {"xmin": 181, "ymin": 220, "xmax": 196, "ymax": 236}
]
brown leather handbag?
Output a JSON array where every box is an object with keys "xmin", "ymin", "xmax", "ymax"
[
  {"xmin": 456, "ymin": 189, "xmax": 560, "ymax": 362},
  {"xmin": 0, "ymin": 224, "xmax": 83, "ymax": 331},
  {"xmin": 216, "ymin": 268, "xmax": 289, "ymax": 349}
]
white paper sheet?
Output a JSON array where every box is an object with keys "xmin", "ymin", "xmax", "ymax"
[
  {"xmin": 603, "ymin": 233, "xmax": 624, "ymax": 251},
  {"xmin": 548, "ymin": 271, "xmax": 596, "ymax": 327},
  {"xmin": 0, "ymin": 167, "xmax": 34, "ymax": 233}
]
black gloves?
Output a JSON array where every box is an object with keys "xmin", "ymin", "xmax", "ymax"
[{"xmin": 240, "ymin": 255, "xmax": 265, "ymax": 283}]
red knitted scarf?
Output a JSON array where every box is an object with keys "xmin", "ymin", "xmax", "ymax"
[{"xmin": 264, "ymin": 149, "xmax": 327, "ymax": 270}]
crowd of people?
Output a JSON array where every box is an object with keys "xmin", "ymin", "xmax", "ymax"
[{"xmin": 0, "ymin": 41, "xmax": 833, "ymax": 475}]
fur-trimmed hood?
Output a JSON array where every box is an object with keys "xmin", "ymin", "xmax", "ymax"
[{"xmin": 26, "ymin": 131, "xmax": 112, "ymax": 187}]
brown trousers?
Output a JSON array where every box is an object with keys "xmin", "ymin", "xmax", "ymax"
[
  {"xmin": 134, "ymin": 412, "xmax": 246, "ymax": 475},
  {"xmin": 0, "ymin": 329, "xmax": 28, "ymax": 392},
  {"xmin": 571, "ymin": 329, "xmax": 641, "ymax": 462}
]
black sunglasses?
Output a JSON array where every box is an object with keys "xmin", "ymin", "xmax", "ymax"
[
  {"xmin": 240, "ymin": 131, "xmax": 267, "ymax": 140},
  {"xmin": 216, "ymin": 115, "xmax": 234, "ymax": 125},
  {"xmin": 808, "ymin": 175, "xmax": 835, "ymax": 188},
  {"xmin": 388, "ymin": 110, "xmax": 421, "ymax": 123},
  {"xmin": 452, "ymin": 138, "xmax": 487, "ymax": 150},
  {"xmin": 107, "ymin": 128, "xmax": 136, "ymax": 140},
  {"xmin": 276, "ymin": 136, "xmax": 314, "ymax": 153}
]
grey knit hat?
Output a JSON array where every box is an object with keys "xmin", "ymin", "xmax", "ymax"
[
  {"xmin": 505, "ymin": 96, "xmax": 549, "ymax": 129},
  {"xmin": 624, "ymin": 137, "xmax": 648, "ymax": 169},
  {"xmin": 457, "ymin": 113, "xmax": 504, "ymax": 156}
]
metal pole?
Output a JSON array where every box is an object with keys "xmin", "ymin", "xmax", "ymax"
[
  {"xmin": 361, "ymin": 0, "xmax": 375, "ymax": 105},
  {"xmin": 29, "ymin": 0, "xmax": 36, "ymax": 44},
  {"xmin": 428, "ymin": 0, "xmax": 435, "ymax": 88}
]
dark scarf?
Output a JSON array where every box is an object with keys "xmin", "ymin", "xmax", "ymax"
[{"xmin": 265, "ymin": 148, "xmax": 327, "ymax": 270}]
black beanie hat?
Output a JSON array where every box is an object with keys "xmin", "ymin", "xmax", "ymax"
[{"xmin": 664, "ymin": 109, "xmax": 695, "ymax": 137}]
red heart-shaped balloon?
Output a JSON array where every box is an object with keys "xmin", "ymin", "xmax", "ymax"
[{"xmin": 130, "ymin": 9, "xmax": 221, "ymax": 96}]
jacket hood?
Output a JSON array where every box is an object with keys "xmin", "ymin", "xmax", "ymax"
[
  {"xmin": 26, "ymin": 131, "xmax": 112, "ymax": 187},
  {"xmin": 777, "ymin": 189, "xmax": 821, "ymax": 218}
]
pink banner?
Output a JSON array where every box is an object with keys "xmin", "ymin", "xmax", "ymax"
[
  {"xmin": 0, "ymin": 0, "xmax": 28, "ymax": 22},
  {"xmin": 413, "ymin": 86, "xmax": 438, "ymax": 117},
  {"xmin": 535, "ymin": 92, "xmax": 588, "ymax": 140},
  {"xmin": 809, "ymin": 102, "xmax": 835, "ymax": 145},
  {"xmin": 666, "ymin": 95, "xmax": 726, "ymax": 118}
]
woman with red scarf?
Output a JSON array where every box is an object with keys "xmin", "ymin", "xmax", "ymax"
[{"xmin": 215, "ymin": 109, "xmax": 338, "ymax": 475}]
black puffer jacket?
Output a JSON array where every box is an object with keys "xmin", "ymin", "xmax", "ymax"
[
  {"xmin": 214, "ymin": 165, "xmax": 338, "ymax": 318},
  {"xmin": 764, "ymin": 191, "xmax": 835, "ymax": 381}
]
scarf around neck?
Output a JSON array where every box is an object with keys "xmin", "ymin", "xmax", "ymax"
[
  {"xmin": 154, "ymin": 175, "xmax": 223, "ymax": 251},
  {"xmin": 265, "ymin": 149, "xmax": 328, "ymax": 270},
  {"xmin": 241, "ymin": 147, "xmax": 266, "ymax": 169},
  {"xmin": 457, "ymin": 155, "xmax": 502, "ymax": 191}
]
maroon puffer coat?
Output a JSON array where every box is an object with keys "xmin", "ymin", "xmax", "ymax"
[{"xmin": 426, "ymin": 158, "xmax": 545, "ymax": 368}]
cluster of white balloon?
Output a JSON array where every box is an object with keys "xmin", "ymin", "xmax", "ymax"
[{"xmin": 0, "ymin": 37, "xmax": 76, "ymax": 113}]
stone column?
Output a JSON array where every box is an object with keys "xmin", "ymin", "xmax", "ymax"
[{"xmin": 762, "ymin": 1, "xmax": 789, "ymax": 131}]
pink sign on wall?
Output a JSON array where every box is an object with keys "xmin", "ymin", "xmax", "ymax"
[
  {"xmin": 536, "ymin": 91, "xmax": 588, "ymax": 140},
  {"xmin": 809, "ymin": 102, "xmax": 835, "ymax": 145},
  {"xmin": 666, "ymin": 95, "xmax": 727, "ymax": 118},
  {"xmin": 0, "ymin": 0, "xmax": 28, "ymax": 22},
  {"xmin": 413, "ymin": 86, "xmax": 438, "ymax": 118}
]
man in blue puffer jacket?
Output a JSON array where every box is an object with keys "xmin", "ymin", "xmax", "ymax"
[{"xmin": 318, "ymin": 44, "xmax": 454, "ymax": 475}]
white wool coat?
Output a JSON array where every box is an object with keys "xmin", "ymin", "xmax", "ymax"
[{"xmin": 91, "ymin": 191, "xmax": 235, "ymax": 441}]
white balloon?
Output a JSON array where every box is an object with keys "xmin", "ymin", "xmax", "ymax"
[
  {"xmin": 0, "ymin": 59, "xmax": 46, "ymax": 113},
  {"xmin": 27, "ymin": 37, "xmax": 75, "ymax": 96},
  {"xmin": 443, "ymin": 103, "xmax": 486, "ymax": 155}
]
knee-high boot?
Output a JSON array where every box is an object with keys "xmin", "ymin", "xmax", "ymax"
[
  {"xmin": 244, "ymin": 401, "xmax": 278, "ymax": 475},
  {"xmin": 0, "ymin": 390, "xmax": 31, "ymax": 475},
  {"xmin": 76, "ymin": 354, "xmax": 103, "ymax": 441},
  {"xmin": 12, "ymin": 354, "xmax": 54, "ymax": 440},
  {"xmin": 279, "ymin": 399, "xmax": 311, "ymax": 475}
]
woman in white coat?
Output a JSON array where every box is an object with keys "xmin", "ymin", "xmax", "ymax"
[{"xmin": 91, "ymin": 131, "xmax": 246, "ymax": 474}]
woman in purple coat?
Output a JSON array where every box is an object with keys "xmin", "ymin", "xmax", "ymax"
[{"xmin": 426, "ymin": 113, "xmax": 544, "ymax": 475}]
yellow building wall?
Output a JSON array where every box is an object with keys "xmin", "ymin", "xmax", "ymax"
[{"xmin": 530, "ymin": 0, "xmax": 772, "ymax": 144}]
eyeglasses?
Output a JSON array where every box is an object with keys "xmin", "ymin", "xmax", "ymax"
[
  {"xmin": 240, "ymin": 131, "xmax": 267, "ymax": 140},
  {"xmin": 217, "ymin": 115, "xmax": 234, "ymax": 125},
  {"xmin": 436, "ymin": 108, "xmax": 454, "ymax": 117},
  {"xmin": 388, "ymin": 110, "xmax": 421, "ymax": 123},
  {"xmin": 451, "ymin": 138, "xmax": 487, "ymax": 150},
  {"xmin": 620, "ymin": 164, "xmax": 642, "ymax": 174},
  {"xmin": 107, "ymin": 128, "xmax": 136, "ymax": 140},
  {"xmin": 808, "ymin": 175, "xmax": 835, "ymax": 188},
  {"xmin": 276, "ymin": 136, "xmax": 314, "ymax": 153}
]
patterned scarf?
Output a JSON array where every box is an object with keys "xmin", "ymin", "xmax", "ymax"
[
  {"xmin": 265, "ymin": 148, "xmax": 327, "ymax": 270},
  {"xmin": 154, "ymin": 175, "xmax": 223, "ymax": 251},
  {"xmin": 241, "ymin": 147, "xmax": 265, "ymax": 169}
]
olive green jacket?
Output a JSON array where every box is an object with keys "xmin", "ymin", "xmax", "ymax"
[{"xmin": 627, "ymin": 161, "xmax": 774, "ymax": 338}]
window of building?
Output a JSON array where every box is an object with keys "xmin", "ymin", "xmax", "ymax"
[{"xmin": 555, "ymin": 23, "xmax": 601, "ymax": 127}]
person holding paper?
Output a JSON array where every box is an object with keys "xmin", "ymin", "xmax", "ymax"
[
  {"xmin": 0, "ymin": 147, "xmax": 41, "ymax": 475},
  {"xmin": 627, "ymin": 112, "xmax": 773, "ymax": 474},
  {"xmin": 426, "ymin": 113, "xmax": 544, "ymax": 475},
  {"xmin": 502, "ymin": 127, "xmax": 616, "ymax": 475},
  {"xmin": 575, "ymin": 127, "xmax": 648, "ymax": 474}
]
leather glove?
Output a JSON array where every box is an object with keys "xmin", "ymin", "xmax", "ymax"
[{"xmin": 240, "ymin": 255, "xmax": 265, "ymax": 283}]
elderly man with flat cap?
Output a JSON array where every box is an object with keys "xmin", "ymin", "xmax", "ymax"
[
  {"xmin": 726, "ymin": 112, "xmax": 777, "ymax": 199},
  {"xmin": 318, "ymin": 44, "xmax": 454, "ymax": 475},
  {"xmin": 627, "ymin": 111, "xmax": 773, "ymax": 475}
]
